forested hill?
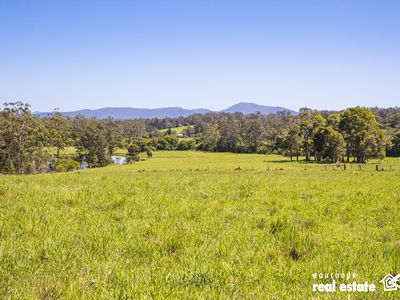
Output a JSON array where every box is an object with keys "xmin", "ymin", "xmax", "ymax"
[{"xmin": 35, "ymin": 102, "xmax": 297, "ymax": 119}]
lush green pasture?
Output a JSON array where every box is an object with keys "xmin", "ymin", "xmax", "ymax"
[
  {"xmin": 158, "ymin": 126, "xmax": 191, "ymax": 134},
  {"xmin": 1, "ymin": 152, "xmax": 400, "ymax": 299}
]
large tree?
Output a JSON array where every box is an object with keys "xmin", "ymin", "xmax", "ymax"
[
  {"xmin": 280, "ymin": 125, "xmax": 301, "ymax": 161},
  {"xmin": 313, "ymin": 126, "xmax": 345, "ymax": 162},
  {"xmin": 299, "ymin": 108, "xmax": 325, "ymax": 161},
  {"xmin": 0, "ymin": 102, "xmax": 49, "ymax": 173},
  {"xmin": 103, "ymin": 117, "xmax": 122, "ymax": 157},
  {"xmin": 73, "ymin": 116, "xmax": 109, "ymax": 166},
  {"xmin": 339, "ymin": 107, "xmax": 384, "ymax": 163},
  {"xmin": 216, "ymin": 117, "xmax": 239, "ymax": 152},
  {"xmin": 45, "ymin": 111, "xmax": 72, "ymax": 157},
  {"xmin": 196, "ymin": 124, "xmax": 220, "ymax": 151},
  {"xmin": 240, "ymin": 114, "xmax": 265, "ymax": 152}
]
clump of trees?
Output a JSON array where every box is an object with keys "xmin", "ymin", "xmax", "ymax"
[
  {"xmin": 189, "ymin": 108, "xmax": 385, "ymax": 163},
  {"xmin": 339, "ymin": 107, "xmax": 384, "ymax": 162},
  {"xmin": 126, "ymin": 140, "xmax": 152, "ymax": 163},
  {"xmin": 1, "ymin": 101, "xmax": 398, "ymax": 174},
  {"xmin": 0, "ymin": 102, "xmax": 49, "ymax": 173}
]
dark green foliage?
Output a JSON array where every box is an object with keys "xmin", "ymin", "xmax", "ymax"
[
  {"xmin": 126, "ymin": 144, "xmax": 140, "ymax": 163},
  {"xmin": 177, "ymin": 139, "xmax": 195, "ymax": 150},
  {"xmin": 54, "ymin": 159, "xmax": 80, "ymax": 172},
  {"xmin": 387, "ymin": 131, "xmax": 400, "ymax": 157},
  {"xmin": 73, "ymin": 116, "xmax": 110, "ymax": 167},
  {"xmin": 0, "ymin": 102, "xmax": 50, "ymax": 174},
  {"xmin": 45, "ymin": 111, "xmax": 73, "ymax": 157},
  {"xmin": 339, "ymin": 107, "xmax": 384, "ymax": 162}
]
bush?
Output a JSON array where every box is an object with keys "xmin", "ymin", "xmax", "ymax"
[
  {"xmin": 127, "ymin": 153, "xmax": 140, "ymax": 163},
  {"xmin": 55, "ymin": 159, "xmax": 80, "ymax": 172},
  {"xmin": 177, "ymin": 139, "xmax": 195, "ymax": 150},
  {"xmin": 97, "ymin": 159, "xmax": 112, "ymax": 167},
  {"xmin": 128, "ymin": 144, "xmax": 141, "ymax": 156},
  {"xmin": 256, "ymin": 145, "xmax": 269, "ymax": 154}
]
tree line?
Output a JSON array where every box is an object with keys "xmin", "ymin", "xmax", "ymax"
[{"xmin": 1, "ymin": 102, "xmax": 400, "ymax": 174}]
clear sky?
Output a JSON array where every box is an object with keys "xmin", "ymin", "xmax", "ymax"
[{"xmin": 0, "ymin": 0, "xmax": 399, "ymax": 112}]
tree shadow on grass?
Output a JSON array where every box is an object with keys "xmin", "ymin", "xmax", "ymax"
[{"xmin": 265, "ymin": 159, "xmax": 347, "ymax": 165}]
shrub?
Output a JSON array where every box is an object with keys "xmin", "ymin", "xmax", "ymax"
[
  {"xmin": 177, "ymin": 139, "xmax": 195, "ymax": 150},
  {"xmin": 127, "ymin": 153, "xmax": 140, "ymax": 163},
  {"xmin": 256, "ymin": 145, "xmax": 269, "ymax": 154},
  {"xmin": 55, "ymin": 159, "xmax": 80, "ymax": 172}
]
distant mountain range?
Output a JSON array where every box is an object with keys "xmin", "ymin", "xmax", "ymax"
[{"xmin": 35, "ymin": 102, "xmax": 297, "ymax": 119}]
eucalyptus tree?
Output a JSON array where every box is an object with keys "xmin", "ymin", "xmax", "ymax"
[
  {"xmin": 339, "ymin": 107, "xmax": 384, "ymax": 162},
  {"xmin": 45, "ymin": 111, "xmax": 73, "ymax": 157},
  {"xmin": 103, "ymin": 117, "xmax": 122, "ymax": 157},
  {"xmin": 73, "ymin": 116, "xmax": 109, "ymax": 166},
  {"xmin": 0, "ymin": 102, "xmax": 49, "ymax": 173}
]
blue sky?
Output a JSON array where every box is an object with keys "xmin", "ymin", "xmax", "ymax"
[{"xmin": 0, "ymin": 0, "xmax": 399, "ymax": 112}]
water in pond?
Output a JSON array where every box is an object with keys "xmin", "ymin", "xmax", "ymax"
[{"xmin": 111, "ymin": 156, "xmax": 127, "ymax": 165}]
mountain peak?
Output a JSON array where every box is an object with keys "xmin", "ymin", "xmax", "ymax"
[{"xmin": 222, "ymin": 102, "xmax": 296, "ymax": 115}]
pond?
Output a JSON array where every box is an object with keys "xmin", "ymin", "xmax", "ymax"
[
  {"xmin": 111, "ymin": 156, "xmax": 127, "ymax": 165},
  {"xmin": 80, "ymin": 161, "xmax": 89, "ymax": 170}
]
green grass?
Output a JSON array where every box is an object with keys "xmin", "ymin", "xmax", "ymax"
[
  {"xmin": 158, "ymin": 126, "xmax": 191, "ymax": 134},
  {"xmin": 1, "ymin": 151, "xmax": 400, "ymax": 298},
  {"xmin": 47, "ymin": 147, "xmax": 128, "ymax": 157}
]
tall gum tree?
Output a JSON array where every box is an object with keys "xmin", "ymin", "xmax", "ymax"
[{"xmin": 339, "ymin": 107, "xmax": 384, "ymax": 163}]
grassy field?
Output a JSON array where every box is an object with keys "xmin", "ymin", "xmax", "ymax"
[
  {"xmin": 1, "ymin": 151, "xmax": 400, "ymax": 299},
  {"xmin": 158, "ymin": 126, "xmax": 191, "ymax": 135}
]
